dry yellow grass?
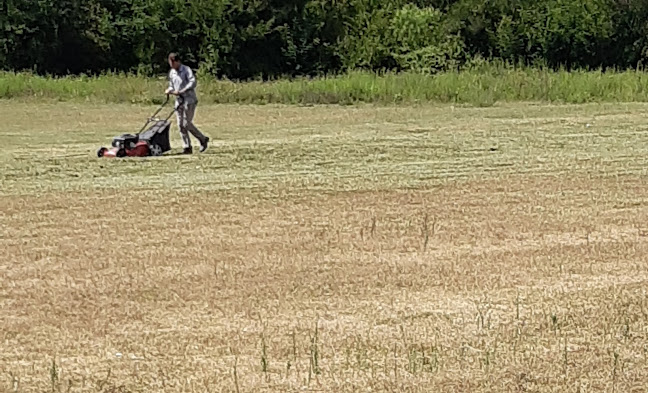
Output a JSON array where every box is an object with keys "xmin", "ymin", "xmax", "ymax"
[{"xmin": 2, "ymin": 101, "xmax": 648, "ymax": 392}]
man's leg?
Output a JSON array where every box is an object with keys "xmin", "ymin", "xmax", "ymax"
[
  {"xmin": 176, "ymin": 105, "xmax": 193, "ymax": 151},
  {"xmin": 184, "ymin": 104, "xmax": 209, "ymax": 151}
]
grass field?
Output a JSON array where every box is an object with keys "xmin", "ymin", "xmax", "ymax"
[{"xmin": 2, "ymin": 100, "xmax": 648, "ymax": 392}]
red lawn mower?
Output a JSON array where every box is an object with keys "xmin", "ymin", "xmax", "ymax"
[{"xmin": 97, "ymin": 95, "xmax": 178, "ymax": 158}]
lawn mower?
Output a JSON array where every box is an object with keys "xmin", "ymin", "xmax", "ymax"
[{"xmin": 97, "ymin": 95, "xmax": 178, "ymax": 158}]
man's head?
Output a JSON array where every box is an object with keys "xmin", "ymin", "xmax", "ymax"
[{"xmin": 168, "ymin": 53, "xmax": 181, "ymax": 70}]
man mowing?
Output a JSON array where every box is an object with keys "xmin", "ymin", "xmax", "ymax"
[{"xmin": 165, "ymin": 52, "xmax": 209, "ymax": 154}]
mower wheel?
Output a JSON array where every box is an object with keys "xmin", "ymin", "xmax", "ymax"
[
  {"xmin": 97, "ymin": 147, "xmax": 107, "ymax": 158},
  {"xmin": 149, "ymin": 143, "xmax": 163, "ymax": 157},
  {"xmin": 116, "ymin": 148, "xmax": 127, "ymax": 158}
]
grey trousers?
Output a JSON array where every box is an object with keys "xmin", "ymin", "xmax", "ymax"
[{"xmin": 176, "ymin": 103, "xmax": 207, "ymax": 148}]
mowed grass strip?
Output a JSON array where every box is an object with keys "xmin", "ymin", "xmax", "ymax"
[
  {"xmin": 2, "ymin": 102, "xmax": 648, "ymax": 392},
  {"xmin": 2, "ymin": 102, "xmax": 648, "ymax": 195}
]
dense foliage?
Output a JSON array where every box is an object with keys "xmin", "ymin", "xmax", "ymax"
[{"xmin": 2, "ymin": 0, "xmax": 648, "ymax": 78}]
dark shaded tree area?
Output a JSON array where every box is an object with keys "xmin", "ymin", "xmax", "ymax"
[{"xmin": 2, "ymin": 0, "xmax": 648, "ymax": 78}]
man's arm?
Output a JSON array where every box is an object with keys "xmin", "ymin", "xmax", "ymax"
[
  {"xmin": 165, "ymin": 71, "xmax": 174, "ymax": 94},
  {"xmin": 179, "ymin": 67, "xmax": 196, "ymax": 94}
]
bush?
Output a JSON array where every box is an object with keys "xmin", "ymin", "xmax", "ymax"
[
  {"xmin": 2, "ymin": 0, "xmax": 648, "ymax": 78},
  {"xmin": 387, "ymin": 4, "xmax": 464, "ymax": 73}
]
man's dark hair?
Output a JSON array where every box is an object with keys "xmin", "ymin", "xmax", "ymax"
[{"xmin": 168, "ymin": 52, "xmax": 181, "ymax": 62}]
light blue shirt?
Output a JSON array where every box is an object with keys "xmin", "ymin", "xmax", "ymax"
[{"xmin": 168, "ymin": 64, "xmax": 198, "ymax": 107}]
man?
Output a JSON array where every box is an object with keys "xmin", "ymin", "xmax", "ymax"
[{"xmin": 165, "ymin": 53, "xmax": 209, "ymax": 154}]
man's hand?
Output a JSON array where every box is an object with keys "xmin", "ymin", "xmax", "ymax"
[{"xmin": 164, "ymin": 88, "xmax": 179, "ymax": 96}]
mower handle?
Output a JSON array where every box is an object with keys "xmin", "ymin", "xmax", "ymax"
[
  {"xmin": 147, "ymin": 95, "xmax": 171, "ymax": 120},
  {"xmin": 137, "ymin": 95, "xmax": 184, "ymax": 134}
]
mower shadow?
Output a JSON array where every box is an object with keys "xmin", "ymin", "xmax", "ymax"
[
  {"xmin": 163, "ymin": 148, "xmax": 216, "ymax": 157},
  {"xmin": 164, "ymin": 151, "xmax": 190, "ymax": 157},
  {"xmin": 159, "ymin": 152, "xmax": 205, "ymax": 159}
]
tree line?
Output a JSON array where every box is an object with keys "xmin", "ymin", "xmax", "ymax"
[{"xmin": 2, "ymin": 0, "xmax": 648, "ymax": 79}]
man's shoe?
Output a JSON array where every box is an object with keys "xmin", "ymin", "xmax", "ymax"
[
  {"xmin": 200, "ymin": 137, "xmax": 210, "ymax": 153},
  {"xmin": 183, "ymin": 147, "xmax": 193, "ymax": 155}
]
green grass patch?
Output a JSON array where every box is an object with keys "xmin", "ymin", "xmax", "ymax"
[{"xmin": 3, "ymin": 64, "xmax": 648, "ymax": 106}]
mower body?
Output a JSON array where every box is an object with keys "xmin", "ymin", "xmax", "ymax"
[
  {"xmin": 98, "ymin": 120, "xmax": 172, "ymax": 158},
  {"xmin": 98, "ymin": 140, "xmax": 150, "ymax": 158}
]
